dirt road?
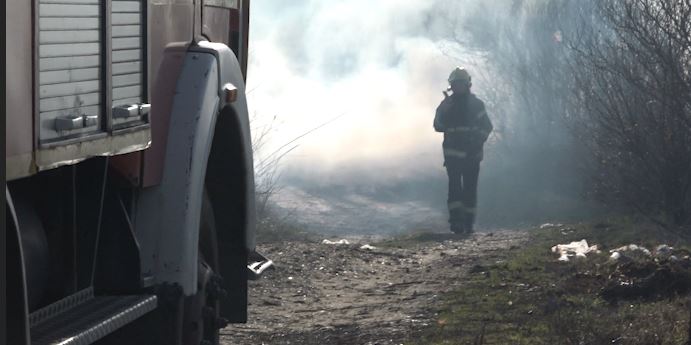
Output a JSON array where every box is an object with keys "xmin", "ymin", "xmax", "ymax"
[{"xmin": 223, "ymin": 230, "xmax": 527, "ymax": 344}]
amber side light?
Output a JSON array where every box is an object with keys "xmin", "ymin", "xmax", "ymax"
[{"xmin": 223, "ymin": 83, "xmax": 238, "ymax": 103}]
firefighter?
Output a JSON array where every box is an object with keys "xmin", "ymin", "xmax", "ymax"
[{"xmin": 434, "ymin": 67, "xmax": 493, "ymax": 234}]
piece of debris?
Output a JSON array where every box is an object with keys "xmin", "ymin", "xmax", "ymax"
[
  {"xmin": 654, "ymin": 244, "xmax": 674, "ymax": 259},
  {"xmin": 540, "ymin": 223, "xmax": 564, "ymax": 229},
  {"xmin": 360, "ymin": 244, "xmax": 377, "ymax": 250},
  {"xmin": 551, "ymin": 239, "xmax": 600, "ymax": 261},
  {"xmin": 602, "ymin": 243, "xmax": 691, "ymax": 303},
  {"xmin": 601, "ymin": 258, "xmax": 691, "ymax": 303},
  {"xmin": 609, "ymin": 244, "xmax": 651, "ymax": 261},
  {"xmin": 322, "ymin": 239, "xmax": 350, "ymax": 245}
]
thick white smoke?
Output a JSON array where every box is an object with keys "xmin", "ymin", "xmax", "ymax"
[
  {"xmin": 248, "ymin": 0, "xmax": 491, "ymax": 182},
  {"xmin": 247, "ymin": 1, "xmax": 506, "ymax": 234}
]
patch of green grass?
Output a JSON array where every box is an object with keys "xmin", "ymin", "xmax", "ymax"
[
  {"xmin": 411, "ymin": 222, "xmax": 691, "ymax": 345},
  {"xmin": 377, "ymin": 230, "xmax": 467, "ymax": 248}
]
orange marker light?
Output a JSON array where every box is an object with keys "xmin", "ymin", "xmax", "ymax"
[{"xmin": 223, "ymin": 83, "xmax": 238, "ymax": 103}]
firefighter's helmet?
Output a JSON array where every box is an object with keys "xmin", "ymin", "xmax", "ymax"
[{"xmin": 448, "ymin": 67, "xmax": 471, "ymax": 84}]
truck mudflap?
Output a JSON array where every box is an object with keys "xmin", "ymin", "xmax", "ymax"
[{"xmin": 247, "ymin": 251, "xmax": 274, "ymax": 280}]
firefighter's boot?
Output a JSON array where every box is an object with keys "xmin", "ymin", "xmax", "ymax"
[
  {"xmin": 448, "ymin": 202, "xmax": 466, "ymax": 234},
  {"xmin": 450, "ymin": 223, "xmax": 465, "ymax": 234},
  {"xmin": 463, "ymin": 210, "xmax": 476, "ymax": 234}
]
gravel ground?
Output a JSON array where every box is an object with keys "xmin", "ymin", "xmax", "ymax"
[{"xmin": 222, "ymin": 230, "xmax": 528, "ymax": 344}]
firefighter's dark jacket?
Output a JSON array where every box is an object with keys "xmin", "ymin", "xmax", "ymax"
[{"xmin": 434, "ymin": 92, "xmax": 493, "ymax": 161}]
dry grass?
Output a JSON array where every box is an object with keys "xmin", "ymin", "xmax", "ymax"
[{"xmin": 412, "ymin": 221, "xmax": 691, "ymax": 345}]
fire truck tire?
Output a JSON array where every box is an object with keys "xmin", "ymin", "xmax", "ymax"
[{"xmin": 182, "ymin": 190, "xmax": 224, "ymax": 345}]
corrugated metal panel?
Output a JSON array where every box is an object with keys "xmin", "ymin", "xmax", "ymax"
[
  {"xmin": 40, "ymin": 18, "xmax": 100, "ymax": 30},
  {"xmin": 39, "ymin": 30, "xmax": 100, "ymax": 44},
  {"xmin": 112, "ymin": 97, "xmax": 142, "ymax": 108},
  {"xmin": 112, "ymin": 1, "xmax": 141, "ymax": 13},
  {"xmin": 40, "ymin": 43, "xmax": 100, "ymax": 58},
  {"xmin": 39, "ymin": 0, "xmax": 103, "ymax": 141},
  {"xmin": 40, "ymin": 68, "xmax": 100, "ymax": 85},
  {"xmin": 38, "ymin": 0, "xmax": 146, "ymax": 143},
  {"xmin": 112, "ymin": 25, "xmax": 140, "ymax": 38},
  {"xmin": 39, "ymin": 55, "xmax": 100, "ymax": 72},
  {"xmin": 40, "ymin": 80, "xmax": 100, "ymax": 98},
  {"xmin": 40, "ymin": 93, "xmax": 101, "ymax": 112},
  {"xmin": 113, "ymin": 73, "xmax": 141, "ymax": 87},
  {"xmin": 112, "ymin": 0, "xmax": 144, "ymax": 112},
  {"xmin": 113, "ymin": 37, "xmax": 141, "ymax": 50},
  {"xmin": 204, "ymin": 0, "xmax": 239, "ymax": 9},
  {"xmin": 113, "ymin": 85, "xmax": 142, "ymax": 99},
  {"xmin": 113, "ymin": 49, "xmax": 141, "ymax": 63},
  {"xmin": 41, "ymin": 0, "xmax": 98, "ymax": 4},
  {"xmin": 39, "ymin": 4, "xmax": 99, "ymax": 17},
  {"xmin": 112, "ymin": 61, "xmax": 141, "ymax": 75},
  {"xmin": 113, "ymin": 13, "xmax": 140, "ymax": 25}
]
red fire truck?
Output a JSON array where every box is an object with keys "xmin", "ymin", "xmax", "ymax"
[{"xmin": 6, "ymin": 0, "xmax": 261, "ymax": 344}]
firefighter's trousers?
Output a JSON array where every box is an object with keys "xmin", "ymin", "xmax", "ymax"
[{"xmin": 445, "ymin": 158, "xmax": 480, "ymax": 231}]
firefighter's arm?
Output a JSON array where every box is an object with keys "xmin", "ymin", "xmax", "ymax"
[
  {"xmin": 475, "ymin": 103, "xmax": 493, "ymax": 143},
  {"xmin": 434, "ymin": 98, "xmax": 452, "ymax": 132}
]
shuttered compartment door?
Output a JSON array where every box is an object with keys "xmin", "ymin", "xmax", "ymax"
[
  {"xmin": 38, "ymin": 0, "xmax": 103, "ymax": 142},
  {"xmin": 112, "ymin": 0, "xmax": 146, "ymax": 129}
]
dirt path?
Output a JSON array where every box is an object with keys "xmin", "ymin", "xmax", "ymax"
[{"xmin": 222, "ymin": 230, "xmax": 528, "ymax": 344}]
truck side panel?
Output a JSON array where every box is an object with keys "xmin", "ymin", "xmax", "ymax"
[
  {"xmin": 98, "ymin": 0, "xmax": 194, "ymax": 186},
  {"xmin": 202, "ymin": 6, "xmax": 231, "ymax": 45},
  {"xmin": 6, "ymin": 0, "xmax": 36, "ymax": 178},
  {"xmin": 147, "ymin": 0, "xmax": 194, "ymax": 100}
]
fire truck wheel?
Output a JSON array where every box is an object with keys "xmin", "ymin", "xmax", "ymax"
[{"xmin": 183, "ymin": 189, "xmax": 224, "ymax": 345}]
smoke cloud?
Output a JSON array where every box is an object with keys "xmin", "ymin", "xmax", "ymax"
[
  {"xmin": 247, "ymin": 1, "xmax": 585, "ymax": 234},
  {"xmin": 248, "ymin": 0, "xmax": 491, "ymax": 177}
]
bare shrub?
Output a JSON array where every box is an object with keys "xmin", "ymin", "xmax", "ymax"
[{"xmin": 569, "ymin": 0, "xmax": 691, "ymax": 228}]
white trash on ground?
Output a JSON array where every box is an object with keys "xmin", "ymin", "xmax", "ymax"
[
  {"xmin": 551, "ymin": 239, "xmax": 600, "ymax": 262},
  {"xmin": 608, "ymin": 244, "xmax": 651, "ymax": 261},
  {"xmin": 540, "ymin": 223, "xmax": 564, "ymax": 229},
  {"xmin": 359, "ymin": 244, "xmax": 377, "ymax": 250},
  {"xmin": 655, "ymin": 244, "xmax": 674, "ymax": 258},
  {"xmin": 322, "ymin": 239, "xmax": 350, "ymax": 245},
  {"xmin": 609, "ymin": 244, "xmax": 677, "ymax": 261}
]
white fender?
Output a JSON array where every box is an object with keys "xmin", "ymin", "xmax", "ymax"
[{"xmin": 135, "ymin": 44, "xmax": 227, "ymax": 295}]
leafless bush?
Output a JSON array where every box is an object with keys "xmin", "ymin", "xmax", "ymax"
[
  {"xmin": 251, "ymin": 112, "xmax": 346, "ymax": 222},
  {"xmin": 569, "ymin": 0, "xmax": 691, "ymax": 228},
  {"xmin": 251, "ymin": 113, "xmax": 297, "ymax": 220},
  {"xmin": 442, "ymin": 0, "xmax": 691, "ymax": 228}
]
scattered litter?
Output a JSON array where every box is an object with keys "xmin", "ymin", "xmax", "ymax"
[
  {"xmin": 611, "ymin": 244, "xmax": 651, "ymax": 255},
  {"xmin": 322, "ymin": 239, "xmax": 350, "ymax": 245},
  {"xmin": 603, "ymin": 243, "xmax": 691, "ymax": 302},
  {"xmin": 540, "ymin": 223, "xmax": 563, "ymax": 229},
  {"xmin": 551, "ymin": 239, "xmax": 600, "ymax": 261},
  {"xmin": 609, "ymin": 244, "xmax": 651, "ymax": 261},
  {"xmin": 360, "ymin": 244, "xmax": 377, "ymax": 250},
  {"xmin": 655, "ymin": 244, "xmax": 674, "ymax": 258}
]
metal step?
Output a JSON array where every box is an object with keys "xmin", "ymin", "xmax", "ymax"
[{"xmin": 30, "ymin": 287, "xmax": 157, "ymax": 345}]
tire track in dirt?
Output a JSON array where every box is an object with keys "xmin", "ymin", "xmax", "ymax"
[{"xmin": 223, "ymin": 230, "xmax": 527, "ymax": 344}]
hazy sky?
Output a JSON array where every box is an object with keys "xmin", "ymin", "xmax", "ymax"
[{"xmin": 247, "ymin": 0, "xmax": 490, "ymax": 184}]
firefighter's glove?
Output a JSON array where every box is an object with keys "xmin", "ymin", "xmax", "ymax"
[{"xmin": 438, "ymin": 98, "xmax": 454, "ymax": 113}]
